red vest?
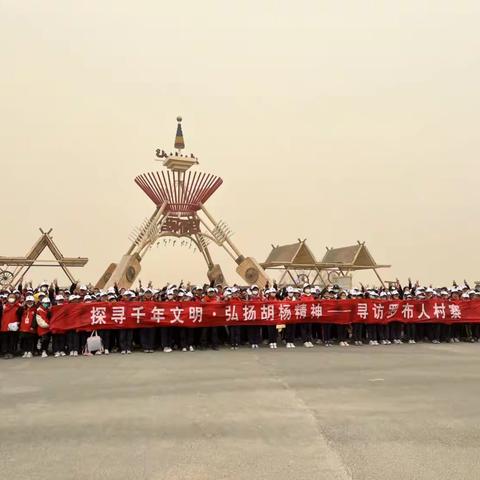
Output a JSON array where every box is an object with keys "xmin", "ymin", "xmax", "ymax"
[
  {"xmin": 36, "ymin": 306, "xmax": 50, "ymax": 336},
  {"xmin": 20, "ymin": 306, "xmax": 37, "ymax": 334},
  {"xmin": 1, "ymin": 302, "xmax": 19, "ymax": 332}
]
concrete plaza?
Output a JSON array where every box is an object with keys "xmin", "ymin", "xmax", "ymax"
[{"xmin": 1, "ymin": 342, "xmax": 480, "ymax": 479}]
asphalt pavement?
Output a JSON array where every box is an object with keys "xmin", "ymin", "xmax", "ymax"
[{"xmin": 1, "ymin": 342, "xmax": 480, "ymax": 480}]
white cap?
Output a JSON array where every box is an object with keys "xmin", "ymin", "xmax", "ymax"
[
  {"xmin": 55, "ymin": 294, "xmax": 64, "ymax": 301},
  {"xmin": 107, "ymin": 287, "xmax": 116, "ymax": 294},
  {"xmin": 68, "ymin": 294, "xmax": 77, "ymax": 301},
  {"xmin": 42, "ymin": 297, "xmax": 51, "ymax": 304},
  {"xmin": 79, "ymin": 285, "xmax": 87, "ymax": 291},
  {"xmin": 25, "ymin": 295, "xmax": 35, "ymax": 302},
  {"xmin": 461, "ymin": 293, "xmax": 470, "ymax": 299},
  {"xmin": 286, "ymin": 286, "xmax": 295, "ymax": 293},
  {"xmin": 84, "ymin": 294, "xmax": 93, "ymax": 301}
]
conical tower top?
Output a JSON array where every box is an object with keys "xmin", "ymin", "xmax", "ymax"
[
  {"xmin": 155, "ymin": 116, "xmax": 198, "ymax": 172},
  {"xmin": 174, "ymin": 116, "xmax": 185, "ymax": 151}
]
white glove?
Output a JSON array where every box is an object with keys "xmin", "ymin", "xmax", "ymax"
[{"xmin": 7, "ymin": 322, "xmax": 19, "ymax": 332}]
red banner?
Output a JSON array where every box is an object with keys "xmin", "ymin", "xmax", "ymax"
[{"xmin": 47, "ymin": 299, "xmax": 480, "ymax": 332}]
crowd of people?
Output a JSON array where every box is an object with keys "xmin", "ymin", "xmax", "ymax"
[{"xmin": 1, "ymin": 279, "xmax": 480, "ymax": 359}]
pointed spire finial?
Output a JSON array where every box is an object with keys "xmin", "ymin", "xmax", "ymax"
[{"xmin": 174, "ymin": 116, "xmax": 185, "ymax": 150}]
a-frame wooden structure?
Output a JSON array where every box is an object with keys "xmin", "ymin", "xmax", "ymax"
[{"xmin": 0, "ymin": 228, "xmax": 88, "ymax": 286}]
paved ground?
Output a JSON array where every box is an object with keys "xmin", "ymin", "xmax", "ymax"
[{"xmin": 1, "ymin": 343, "xmax": 480, "ymax": 480}]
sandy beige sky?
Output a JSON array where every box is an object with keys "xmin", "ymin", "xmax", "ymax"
[{"xmin": 1, "ymin": 1, "xmax": 479, "ymax": 287}]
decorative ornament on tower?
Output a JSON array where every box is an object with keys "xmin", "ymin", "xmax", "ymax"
[{"xmin": 98, "ymin": 116, "xmax": 269, "ymax": 289}]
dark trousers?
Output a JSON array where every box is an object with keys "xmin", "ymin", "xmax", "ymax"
[
  {"xmin": 140, "ymin": 328, "xmax": 156, "ymax": 350},
  {"xmin": 377, "ymin": 324, "xmax": 388, "ymax": 342},
  {"xmin": 390, "ymin": 322, "xmax": 402, "ymax": 341},
  {"xmin": 285, "ymin": 324, "xmax": 295, "ymax": 343},
  {"xmin": 406, "ymin": 323, "xmax": 416, "ymax": 341},
  {"xmin": 179, "ymin": 328, "xmax": 194, "ymax": 349},
  {"xmin": 299, "ymin": 323, "xmax": 313, "ymax": 342},
  {"xmin": 247, "ymin": 326, "xmax": 262, "ymax": 345},
  {"xmin": 67, "ymin": 331, "xmax": 80, "ymax": 352},
  {"xmin": 20, "ymin": 333, "xmax": 35, "ymax": 352},
  {"xmin": 119, "ymin": 329, "xmax": 134, "ymax": 351},
  {"xmin": 267, "ymin": 325, "xmax": 277, "ymax": 344},
  {"xmin": 366, "ymin": 324, "xmax": 377, "ymax": 341},
  {"xmin": 1, "ymin": 332, "xmax": 18, "ymax": 355},
  {"xmin": 352, "ymin": 323, "xmax": 363, "ymax": 342},
  {"xmin": 40, "ymin": 333, "xmax": 51, "ymax": 352},
  {"xmin": 322, "ymin": 324, "xmax": 332, "ymax": 343},
  {"xmin": 441, "ymin": 324, "xmax": 452, "ymax": 342},
  {"xmin": 159, "ymin": 328, "xmax": 171, "ymax": 348},
  {"xmin": 337, "ymin": 325, "xmax": 349, "ymax": 342},
  {"xmin": 429, "ymin": 323, "xmax": 441, "ymax": 342},
  {"xmin": 99, "ymin": 330, "xmax": 113, "ymax": 351},
  {"xmin": 199, "ymin": 327, "xmax": 219, "ymax": 348},
  {"xmin": 52, "ymin": 333, "xmax": 66, "ymax": 353}
]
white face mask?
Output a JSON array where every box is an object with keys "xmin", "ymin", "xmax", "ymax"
[
  {"xmin": 7, "ymin": 297, "xmax": 16, "ymax": 304},
  {"xmin": 287, "ymin": 292, "xmax": 294, "ymax": 297},
  {"xmin": 167, "ymin": 294, "xmax": 174, "ymax": 300},
  {"xmin": 304, "ymin": 289, "xmax": 311, "ymax": 295},
  {"xmin": 41, "ymin": 286, "xmax": 48, "ymax": 293}
]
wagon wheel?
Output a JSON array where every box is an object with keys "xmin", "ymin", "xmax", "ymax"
[
  {"xmin": 327, "ymin": 270, "xmax": 341, "ymax": 285},
  {"xmin": 0, "ymin": 270, "xmax": 14, "ymax": 287},
  {"xmin": 297, "ymin": 273, "xmax": 310, "ymax": 286}
]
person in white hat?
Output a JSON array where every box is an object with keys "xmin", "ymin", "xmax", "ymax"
[
  {"xmin": 19, "ymin": 295, "xmax": 37, "ymax": 358},
  {"xmin": 0, "ymin": 291, "xmax": 21, "ymax": 359}
]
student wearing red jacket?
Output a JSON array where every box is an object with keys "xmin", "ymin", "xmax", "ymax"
[
  {"xmin": 265, "ymin": 287, "xmax": 280, "ymax": 349},
  {"xmin": 19, "ymin": 295, "xmax": 37, "ymax": 358},
  {"xmin": 0, "ymin": 292, "xmax": 21, "ymax": 359},
  {"xmin": 36, "ymin": 297, "xmax": 52, "ymax": 358}
]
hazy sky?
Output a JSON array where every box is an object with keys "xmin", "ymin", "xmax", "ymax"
[{"xmin": 1, "ymin": 1, "xmax": 479, "ymax": 287}]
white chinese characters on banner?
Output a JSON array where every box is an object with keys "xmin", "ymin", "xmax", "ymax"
[
  {"xmin": 170, "ymin": 307, "xmax": 184, "ymax": 324},
  {"xmin": 90, "ymin": 307, "xmax": 107, "ymax": 325},
  {"xmin": 150, "ymin": 306, "xmax": 165, "ymax": 323},
  {"xmin": 189, "ymin": 306, "xmax": 203, "ymax": 323},
  {"xmin": 243, "ymin": 305, "xmax": 256, "ymax": 321},
  {"xmin": 131, "ymin": 306, "xmax": 145, "ymax": 324},
  {"xmin": 225, "ymin": 305, "xmax": 239, "ymax": 322},
  {"xmin": 261, "ymin": 304, "xmax": 275, "ymax": 321},
  {"xmin": 111, "ymin": 306, "xmax": 126, "ymax": 324}
]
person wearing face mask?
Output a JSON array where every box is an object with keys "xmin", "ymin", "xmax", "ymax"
[
  {"xmin": 117, "ymin": 290, "xmax": 134, "ymax": 354},
  {"xmin": 0, "ymin": 292, "xmax": 21, "ymax": 359},
  {"xmin": 247, "ymin": 285, "xmax": 262, "ymax": 349},
  {"xmin": 179, "ymin": 290, "xmax": 196, "ymax": 352},
  {"xmin": 160, "ymin": 287, "xmax": 177, "ymax": 353},
  {"xmin": 299, "ymin": 284, "xmax": 314, "ymax": 348},
  {"xmin": 284, "ymin": 286, "xmax": 297, "ymax": 348},
  {"xmin": 265, "ymin": 287, "xmax": 280, "ymax": 349},
  {"xmin": 36, "ymin": 297, "xmax": 52, "ymax": 358},
  {"xmin": 139, "ymin": 288, "xmax": 157, "ymax": 353},
  {"xmin": 19, "ymin": 295, "xmax": 37, "ymax": 358},
  {"xmin": 199, "ymin": 286, "xmax": 220, "ymax": 350}
]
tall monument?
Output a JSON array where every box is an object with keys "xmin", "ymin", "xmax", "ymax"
[{"xmin": 97, "ymin": 117, "xmax": 269, "ymax": 289}]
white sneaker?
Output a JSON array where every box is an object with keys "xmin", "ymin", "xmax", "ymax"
[
  {"xmin": 69, "ymin": 351, "xmax": 74, "ymax": 356},
  {"xmin": 286, "ymin": 343, "xmax": 295, "ymax": 349},
  {"xmin": 73, "ymin": 351, "xmax": 78, "ymax": 357},
  {"xmin": 380, "ymin": 340, "xmax": 387, "ymax": 345},
  {"xmin": 189, "ymin": 346, "xmax": 195, "ymax": 352},
  {"xmin": 41, "ymin": 351, "xmax": 48, "ymax": 358},
  {"xmin": 104, "ymin": 349, "xmax": 110, "ymax": 355},
  {"xmin": 273, "ymin": 343, "xmax": 277, "ymax": 349},
  {"xmin": 26, "ymin": 352, "xmax": 32, "ymax": 358},
  {"xmin": 60, "ymin": 351, "xmax": 66, "ymax": 356},
  {"xmin": 269, "ymin": 343, "xmax": 275, "ymax": 349},
  {"xmin": 251, "ymin": 344, "xmax": 258, "ymax": 349},
  {"xmin": 126, "ymin": 350, "xmax": 132, "ymax": 354},
  {"xmin": 121, "ymin": 350, "xmax": 126, "ymax": 355},
  {"xmin": 22, "ymin": 352, "xmax": 27, "ymax": 358},
  {"xmin": 163, "ymin": 347, "xmax": 172, "ymax": 353},
  {"xmin": 95, "ymin": 351, "xmax": 102, "ymax": 355},
  {"xmin": 182, "ymin": 347, "xmax": 187, "ymax": 352},
  {"xmin": 54, "ymin": 352, "xmax": 60, "ymax": 358},
  {"xmin": 454, "ymin": 338, "xmax": 460, "ymax": 343}
]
